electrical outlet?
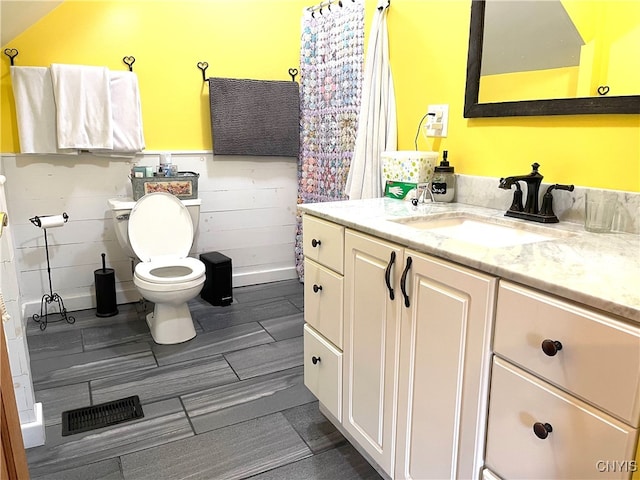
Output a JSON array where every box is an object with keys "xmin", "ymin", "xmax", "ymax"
[{"xmin": 424, "ymin": 104, "xmax": 449, "ymax": 137}]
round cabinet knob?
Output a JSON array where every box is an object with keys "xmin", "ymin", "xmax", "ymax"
[
  {"xmin": 533, "ymin": 422, "xmax": 553, "ymax": 439},
  {"xmin": 311, "ymin": 356, "xmax": 321, "ymax": 365},
  {"xmin": 541, "ymin": 339, "xmax": 563, "ymax": 356},
  {"xmin": 312, "ymin": 284, "xmax": 323, "ymax": 293},
  {"xmin": 311, "ymin": 239, "xmax": 321, "ymax": 248}
]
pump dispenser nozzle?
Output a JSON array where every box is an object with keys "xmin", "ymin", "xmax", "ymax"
[{"xmin": 441, "ymin": 150, "xmax": 449, "ymax": 166}]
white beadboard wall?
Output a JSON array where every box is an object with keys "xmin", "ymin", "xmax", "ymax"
[
  {"xmin": 1, "ymin": 174, "xmax": 45, "ymax": 447},
  {"xmin": 1, "ymin": 151, "xmax": 299, "ymax": 318}
]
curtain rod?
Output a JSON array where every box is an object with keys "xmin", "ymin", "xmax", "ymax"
[{"xmin": 306, "ymin": 0, "xmax": 353, "ymax": 14}]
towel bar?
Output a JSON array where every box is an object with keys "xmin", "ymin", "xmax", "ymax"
[
  {"xmin": 197, "ymin": 61, "xmax": 298, "ymax": 83},
  {"xmin": 4, "ymin": 49, "xmax": 135, "ymax": 72}
]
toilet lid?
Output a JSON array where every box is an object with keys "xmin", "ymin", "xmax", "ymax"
[{"xmin": 128, "ymin": 192, "xmax": 193, "ymax": 262}]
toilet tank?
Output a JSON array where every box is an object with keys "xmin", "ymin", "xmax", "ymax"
[{"xmin": 107, "ymin": 197, "xmax": 202, "ymax": 259}]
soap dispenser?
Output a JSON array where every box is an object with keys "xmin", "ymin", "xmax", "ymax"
[{"xmin": 431, "ymin": 150, "xmax": 455, "ymax": 202}]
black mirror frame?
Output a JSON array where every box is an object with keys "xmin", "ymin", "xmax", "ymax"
[{"xmin": 463, "ymin": 0, "xmax": 640, "ymax": 118}]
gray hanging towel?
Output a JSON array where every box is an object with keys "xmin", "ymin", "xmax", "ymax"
[{"xmin": 209, "ymin": 77, "xmax": 300, "ymax": 157}]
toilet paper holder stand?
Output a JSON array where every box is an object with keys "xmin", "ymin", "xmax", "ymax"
[{"xmin": 29, "ymin": 213, "xmax": 75, "ymax": 330}]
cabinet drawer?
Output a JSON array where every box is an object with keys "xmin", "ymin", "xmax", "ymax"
[
  {"xmin": 304, "ymin": 324, "xmax": 342, "ymax": 421},
  {"xmin": 303, "ymin": 215, "xmax": 344, "ymax": 274},
  {"xmin": 486, "ymin": 357, "xmax": 637, "ymax": 480},
  {"xmin": 494, "ymin": 281, "xmax": 640, "ymax": 426},
  {"xmin": 304, "ymin": 259, "xmax": 343, "ymax": 349}
]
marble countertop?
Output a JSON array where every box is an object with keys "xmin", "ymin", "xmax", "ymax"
[{"xmin": 299, "ymin": 198, "xmax": 640, "ymax": 323}]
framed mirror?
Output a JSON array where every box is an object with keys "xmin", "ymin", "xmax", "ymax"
[{"xmin": 464, "ymin": 0, "xmax": 640, "ymax": 117}]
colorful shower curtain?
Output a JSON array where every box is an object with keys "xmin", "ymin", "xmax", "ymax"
[{"xmin": 295, "ymin": 0, "xmax": 365, "ymax": 280}]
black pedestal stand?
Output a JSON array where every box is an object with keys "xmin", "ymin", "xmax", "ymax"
[{"xmin": 30, "ymin": 214, "xmax": 75, "ymax": 331}]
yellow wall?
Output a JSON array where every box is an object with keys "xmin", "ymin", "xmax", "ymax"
[
  {"xmin": 563, "ymin": 0, "xmax": 640, "ymax": 96},
  {"xmin": 1, "ymin": 0, "xmax": 309, "ymax": 150},
  {"xmin": 480, "ymin": 67, "xmax": 580, "ymax": 103},
  {"xmin": 1, "ymin": 0, "xmax": 639, "ymax": 191}
]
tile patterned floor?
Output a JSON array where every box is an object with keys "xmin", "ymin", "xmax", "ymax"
[{"xmin": 25, "ymin": 279, "xmax": 383, "ymax": 480}]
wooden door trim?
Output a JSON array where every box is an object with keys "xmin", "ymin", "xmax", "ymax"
[{"xmin": 1, "ymin": 324, "xmax": 30, "ymax": 479}]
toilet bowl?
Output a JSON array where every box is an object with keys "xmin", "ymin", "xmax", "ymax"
[{"xmin": 127, "ymin": 192, "xmax": 205, "ymax": 344}]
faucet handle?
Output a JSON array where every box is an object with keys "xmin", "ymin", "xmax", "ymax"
[
  {"xmin": 508, "ymin": 182, "xmax": 524, "ymax": 212},
  {"xmin": 539, "ymin": 184, "xmax": 575, "ymax": 219},
  {"xmin": 549, "ymin": 184, "xmax": 575, "ymax": 193}
]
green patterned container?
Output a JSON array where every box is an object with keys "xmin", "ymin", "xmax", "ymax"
[{"xmin": 381, "ymin": 151, "xmax": 438, "ymax": 184}]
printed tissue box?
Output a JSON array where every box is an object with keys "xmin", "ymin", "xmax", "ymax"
[
  {"xmin": 381, "ymin": 151, "xmax": 438, "ymax": 184},
  {"xmin": 382, "ymin": 151, "xmax": 437, "ymax": 200}
]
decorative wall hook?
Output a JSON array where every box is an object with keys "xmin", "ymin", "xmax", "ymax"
[
  {"xmin": 4, "ymin": 48, "xmax": 19, "ymax": 66},
  {"xmin": 197, "ymin": 61, "xmax": 209, "ymax": 82},
  {"xmin": 122, "ymin": 55, "xmax": 136, "ymax": 72},
  {"xmin": 597, "ymin": 86, "xmax": 610, "ymax": 96},
  {"xmin": 288, "ymin": 68, "xmax": 298, "ymax": 82}
]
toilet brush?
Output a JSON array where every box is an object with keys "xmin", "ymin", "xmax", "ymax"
[{"xmin": 95, "ymin": 253, "xmax": 119, "ymax": 317}]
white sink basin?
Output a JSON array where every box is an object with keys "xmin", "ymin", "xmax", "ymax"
[{"xmin": 391, "ymin": 214, "xmax": 558, "ymax": 248}]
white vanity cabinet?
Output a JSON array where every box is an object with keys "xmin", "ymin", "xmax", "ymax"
[
  {"xmin": 485, "ymin": 281, "xmax": 640, "ymax": 480},
  {"xmin": 302, "ymin": 215, "xmax": 345, "ymax": 421},
  {"xmin": 301, "ymin": 205, "xmax": 640, "ymax": 480},
  {"xmin": 342, "ymin": 229, "xmax": 496, "ymax": 478}
]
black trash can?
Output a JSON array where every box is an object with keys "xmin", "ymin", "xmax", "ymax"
[{"xmin": 200, "ymin": 252, "xmax": 233, "ymax": 306}]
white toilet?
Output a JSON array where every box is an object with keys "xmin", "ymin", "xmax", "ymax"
[{"xmin": 108, "ymin": 193, "xmax": 205, "ymax": 344}]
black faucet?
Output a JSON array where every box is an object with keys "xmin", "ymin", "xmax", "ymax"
[{"xmin": 499, "ymin": 163, "xmax": 574, "ymax": 223}]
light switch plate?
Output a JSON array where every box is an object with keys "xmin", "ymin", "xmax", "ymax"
[{"xmin": 425, "ymin": 104, "xmax": 449, "ymax": 137}]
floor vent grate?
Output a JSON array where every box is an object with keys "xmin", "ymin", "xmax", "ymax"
[{"xmin": 61, "ymin": 395, "xmax": 144, "ymax": 436}]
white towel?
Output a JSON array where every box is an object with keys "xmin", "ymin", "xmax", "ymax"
[
  {"xmin": 50, "ymin": 63, "xmax": 113, "ymax": 150},
  {"xmin": 10, "ymin": 66, "xmax": 76, "ymax": 154},
  {"xmin": 110, "ymin": 71, "xmax": 145, "ymax": 152},
  {"xmin": 91, "ymin": 71, "xmax": 146, "ymax": 155}
]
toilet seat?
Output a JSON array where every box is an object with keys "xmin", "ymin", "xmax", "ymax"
[
  {"xmin": 128, "ymin": 192, "xmax": 194, "ymax": 262},
  {"xmin": 135, "ymin": 256, "xmax": 205, "ymax": 284},
  {"xmin": 129, "ymin": 192, "xmax": 205, "ymax": 286}
]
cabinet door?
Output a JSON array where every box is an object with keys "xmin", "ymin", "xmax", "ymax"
[
  {"xmin": 395, "ymin": 250, "xmax": 496, "ymax": 480},
  {"xmin": 343, "ymin": 230, "xmax": 404, "ymax": 476}
]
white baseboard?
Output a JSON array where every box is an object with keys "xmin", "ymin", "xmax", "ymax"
[
  {"xmin": 232, "ymin": 267, "xmax": 298, "ymax": 287},
  {"xmin": 22, "ymin": 286, "xmax": 140, "ymax": 319},
  {"xmin": 22, "ymin": 402, "xmax": 45, "ymax": 449},
  {"xmin": 21, "ymin": 268, "xmax": 298, "ymax": 317}
]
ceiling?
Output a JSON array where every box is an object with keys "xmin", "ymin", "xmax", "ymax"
[
  {"xmin": 481, "ymin": 1, "xmax": 584, "ymax": 76},
  {"xmin": 1, "ymin": 1, "xmax": 63, "ymax": 47}
]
